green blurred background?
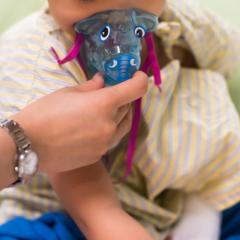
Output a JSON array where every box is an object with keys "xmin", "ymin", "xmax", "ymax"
[{"xmin": 0, "ymin": 0, "xmax": 239, "ymax": 111}]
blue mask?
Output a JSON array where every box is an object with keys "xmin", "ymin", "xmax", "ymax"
[
  {"xmin": 51, "ymin": 8, "xmax": 160, "ymax": 86},
  {"xmin": 74, "ymin": 8, "xmax": 158, "ymax": 85}
]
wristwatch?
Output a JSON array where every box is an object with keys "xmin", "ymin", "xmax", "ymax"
[{"xmin": 0, "ymin": 119, "xmax": 39, "ymax": 183}]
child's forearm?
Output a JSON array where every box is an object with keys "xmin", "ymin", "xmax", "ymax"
[
  {"xmin": 85, "ymin": 206, "xmax": 154, "ymax": 240},
  {"xmin": 0, "ymin": 128, "xmax": 18, "ymax": 189},
  {"xmin": 48, "ymin": 161, "xmax": 153, "ymax": 240},
  {"xmin": 48, "ymin": 161, "xmax": 120, "ymax": 231}
]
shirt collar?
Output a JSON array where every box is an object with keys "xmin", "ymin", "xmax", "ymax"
[{"xmin": 40, "ymin": 5, "xmax": 61, "ymax": 34}]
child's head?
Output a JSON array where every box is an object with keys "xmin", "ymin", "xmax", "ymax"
[{"xmin": 48, "ymin": 0, "xmax": 166, "ymax": 34}]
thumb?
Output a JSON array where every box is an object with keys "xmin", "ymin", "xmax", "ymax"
[
  {"xmin": 75, "ymin": 73, "xmax": 105, "ymax": 92},
  {"xmin": 101, "ymin": 71, "xmax": 148, "ymax": 107}
]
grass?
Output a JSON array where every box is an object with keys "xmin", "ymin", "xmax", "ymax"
[
  {"xmin": 229, "ymin": 70, "xmax": 240, "ymax": 112},
  {"xmin": 0, "ymin": 0, "xmax": 44, "ymax": 33},
  {"xmin": 200, "ymin": 0, "xmax": 240, "ymax": 26}
]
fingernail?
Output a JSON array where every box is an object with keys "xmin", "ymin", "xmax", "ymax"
[{"xmin": 95, "ymin": 72, "xmax": 104, "ymax": 78}]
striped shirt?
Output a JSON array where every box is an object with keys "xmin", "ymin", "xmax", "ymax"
[{"xmin": 0, "ymin": 0, "xmax": 240, "ymax": 238}]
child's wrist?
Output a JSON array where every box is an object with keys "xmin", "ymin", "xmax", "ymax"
[
  {"xmin": 81, "ymin": 207, "xmax": 154, "ymax": 240},
  {"xmin": 74, "ymin": 206, "xmax": 122, "ymax": 239},
  {"xmin": 74, "ymin": 204, "xmax": 123, "ymax": 235}
]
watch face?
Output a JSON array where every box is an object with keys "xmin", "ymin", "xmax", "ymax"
[{"xmin": 19, "ymin": 151, "xmax": 38, "ymax": 177}]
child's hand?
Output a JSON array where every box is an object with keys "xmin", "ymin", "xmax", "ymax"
[{"xmin": 13, "ymin": 71, "xmax": 147, "ymax": 173}]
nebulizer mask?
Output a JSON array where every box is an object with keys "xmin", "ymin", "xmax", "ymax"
[{"xmin": 52, "ymin": 8, "xmax": 162, "ymax": 178}]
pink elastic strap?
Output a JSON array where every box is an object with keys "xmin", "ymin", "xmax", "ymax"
[
  {"xmin": 50, "ymin": 33, "xmax": 84, "ymax": 64},
  {"xmin": 123, "ymin": 32, "xmax": 162, "ymax": 180},
  {"xmin": 51, "ymin": 33, "xmax": 87, "ymax": 77},
  {"xmin": 122, "ymin": 98, "xmax": 142, "ymax": 179},
  {"xmin": 144, "ymin": 32, "xmax": 162, "ymax": 90}
]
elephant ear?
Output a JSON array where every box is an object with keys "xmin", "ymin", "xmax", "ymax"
[
  {"xmin": 132, "ymin": 9, "xmax": 158, "ymax": 32},
  {"xmin": 74, "ymin": 13, "xmax": 109, "ymax": 35}
]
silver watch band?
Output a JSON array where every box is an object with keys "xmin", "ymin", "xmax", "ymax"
[
  {"xmin": 0, "ymin": 119, "xmax": 38, "ymax": 183},
  {"xmin": 0, "ymin": 119, "xmax": 31, "ymax": 152}
]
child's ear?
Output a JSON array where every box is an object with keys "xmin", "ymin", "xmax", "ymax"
[{"xmin": 133, "ymin": 9, "xmax": 158, "ymax": 32}]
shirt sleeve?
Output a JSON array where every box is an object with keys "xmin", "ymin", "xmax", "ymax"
[
  {"xmin": 198, "ymin": 132, "xmax": 240, "ymax": 211},
  {"xmin": 0, "ymin": 13, "xmax": 84, "ymax": 119},
  {"xmin": 163, "ymin": 0, "xmax": 240, "ymax": 78},
  {"xmin": 179, "ymin": 70, "xmax": 240, "ymax": 211}
]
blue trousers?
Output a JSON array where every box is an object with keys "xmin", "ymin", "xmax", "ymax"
[
  {"xmin": 0, "ymin": 212, "xmax": 85, "ymax": 240},
  {"xmin": 0, "ymin": 202, "xmax": 239, "ymax": 240},
  {"xmin": 221, "ymin": 202, "xmax": 240, "ymax": 240}
]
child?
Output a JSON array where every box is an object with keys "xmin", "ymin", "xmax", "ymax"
[{"xmin": 0, "ymin": 0, "xmax": 240, "ymax": 239}]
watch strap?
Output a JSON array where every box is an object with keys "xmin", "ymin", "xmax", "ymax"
[{"xmin": 0, "ymin": 119, "xmax": 31, "ymax": 152}]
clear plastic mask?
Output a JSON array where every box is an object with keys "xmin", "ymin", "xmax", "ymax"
[{"xmin": 74, "ymin": 8, "xmax": 158, "ymax": 85}]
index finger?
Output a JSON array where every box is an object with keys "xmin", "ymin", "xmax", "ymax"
[{"xmin": 102, "ymin": 71, "xmax": 148, "ymax": 107}]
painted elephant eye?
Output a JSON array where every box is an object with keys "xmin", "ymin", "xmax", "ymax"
[
  {"xmin": 108, "ymin": 59, "xmax": 118, "ymax": 69},
  {"xmin": 134, "ymin": 26, "xmax": 146, "ymax": 38},
  {"xmin": 130, "ymin": 59, "xmax": 137, "ymax": 66},
  {"xmin": 99, "ymin": 24, "xmax": 111, "ymax": 41}
]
